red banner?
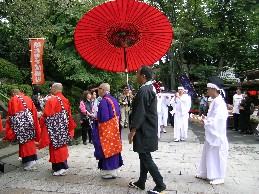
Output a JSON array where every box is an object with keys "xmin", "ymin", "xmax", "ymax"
[{"xmin": 30, "ymin": 39, "xmax": 45, "ymax": 84}]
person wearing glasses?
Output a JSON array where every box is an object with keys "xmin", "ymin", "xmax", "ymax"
[{"xmin": 92, "ymin": 83, "xmax": 123, "ymax": 179}]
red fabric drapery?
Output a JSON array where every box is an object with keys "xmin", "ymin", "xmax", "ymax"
[{"xmin": 30, "ymin": 39, "xmax": 45, "ymax": 84}]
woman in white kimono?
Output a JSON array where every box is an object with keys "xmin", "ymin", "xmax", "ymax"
[{"xmin": 196, "ymin": 76, "xmax": 229, "ymax": 185}]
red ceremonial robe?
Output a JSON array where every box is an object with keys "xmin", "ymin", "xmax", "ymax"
[
  {"xmin": 2, "ymin": 93, "xmax": 41, "ymax": 158},
  {"xmin": 38, "ymin": 92, "xmax": 76, "ymax": 163}
]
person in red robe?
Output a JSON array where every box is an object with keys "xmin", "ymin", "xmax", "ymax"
[
  {"xmin": 38, "ymin": 83, "xmax": 76, "ymax": 176},
  {"xmin": 2, "ymin": 89, "xmax": 41, "ymax": 170}
]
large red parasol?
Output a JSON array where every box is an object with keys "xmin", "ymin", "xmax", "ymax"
[{"xmin": 74, "ymin": 0, "xmax": 173, "ymax": 72}]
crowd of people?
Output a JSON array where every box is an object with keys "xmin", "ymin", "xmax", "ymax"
[
  {"xmin": 198, "ymin": 86, "xmax": 259, "ymax": 135},
  {"xmin": 232, "ymin": 89, "xmax": 255, "ymax": 134},
  {"xmin": 1, "ymin": 65, "xmax": 252, "ymax": 193},
  {"xmin": 0, "ymin": 83, "xmax": 77, "ymax": 176}
]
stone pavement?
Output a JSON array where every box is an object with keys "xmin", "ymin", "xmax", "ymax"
[{"xmin": 0, "ymin": 122, "xmax": 258, "ymax": 194}]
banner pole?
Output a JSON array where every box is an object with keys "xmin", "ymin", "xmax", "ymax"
[{"xmin": 25, "ymin": 38, "xmax": 46, "ymax": 40}]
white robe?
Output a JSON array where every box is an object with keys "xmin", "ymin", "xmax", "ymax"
[
  {"xmin": 232, "ymin": 94, "xmax": 243, "ymax": 114},
  {"xmin": 157, "ymin": 95, "xmax": 163, "ymax": 138},
  {"xmin": 183, "ymin": 94, "xmax": 192, "ymax": 137},
  {"xmin": 171, "ymin": 94, "xmax": 190, "ymax": 140},
  {"xmin": 199, "ymin": 95, "xmax": 229, "ymax": 180},
  {"xmin": 161, "ymin": 96, "xmax": 170, "ymax": 126}
]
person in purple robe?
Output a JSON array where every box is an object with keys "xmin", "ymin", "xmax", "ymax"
[{"xmin": 92, "ymin": 82, "xmax": 123, "ymax": 179}]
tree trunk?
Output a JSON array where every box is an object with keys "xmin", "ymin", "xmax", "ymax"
[{"xmin": 218, "ymin": 57, "xmax": 224, "ymax": 73}]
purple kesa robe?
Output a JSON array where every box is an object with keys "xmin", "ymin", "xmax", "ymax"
[{"xmin": 93, "ymin": 93, "xmax": 123, "ymax": 170}]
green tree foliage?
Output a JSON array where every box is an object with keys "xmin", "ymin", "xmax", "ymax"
[
  {"xmin": 0, "ymin": 58, "xmax": 23, "ymax": 83},
  {"xmin": 149, "ymin": 0, "xmax": 258, "ymax": 89},
  {"xmin": 0, "ymin": 0, "xmax": 257, "ymax": 96},
  {"xmin": 0, "ymin": 83, "xmax": 32, "ymax": 105},
  {"xmin": 0, "ymin": 0, "xmax": 127, "ymax": 88}
]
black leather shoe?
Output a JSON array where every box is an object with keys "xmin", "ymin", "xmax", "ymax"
[{"xmin": 128, "ymin": 181, "xmax": 145, "ymax": 190}]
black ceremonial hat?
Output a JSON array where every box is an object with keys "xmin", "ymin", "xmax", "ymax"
[{"xmin": 208, "ymin": 76, "xmax": 224, "ymax": 89}]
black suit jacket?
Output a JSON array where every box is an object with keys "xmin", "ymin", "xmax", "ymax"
[{"xmin": 131, "ymin": 84, "xmax": 158, "ymax": 153}]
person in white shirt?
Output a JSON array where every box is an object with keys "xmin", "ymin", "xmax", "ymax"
[
  {"xmin": 183, "ymin": 89, "xmax": 192, "ymax": 138},
  {"xmin": 195, "ymin": 76, "xmax": 228, "ymax": 185},
  {"xmin": 171, "ymin": 87, "xmax": 190, "ymax": 142},
  {"xmin": 157, "ymin": 93, "xmax": 171, "ymax": 135},
  {"xmin": 232, "ymin": 87, "xmax": 243, "ymax": 131},
  {"xmin": 157, "ymin": 93, "xmax": 163, "ymax": 138},
  {"xmin": 160, "ymin": 94, "xmax": 171, "ymax": 133}
]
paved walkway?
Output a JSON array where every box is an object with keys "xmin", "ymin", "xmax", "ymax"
[{"xmin": 0, "ymin": 123, "xmax": 258, "ymax": 194}]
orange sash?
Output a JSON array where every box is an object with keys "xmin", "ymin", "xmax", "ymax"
[{"xmin": 98, "ymin": 97, "xmax": 122, "ymax": 158}]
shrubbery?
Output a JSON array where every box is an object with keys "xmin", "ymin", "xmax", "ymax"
[
  {"xmin": 0, "ymin": 57, "xmax": 84, "ymax": 114},
  {"xmin": 0, "ymin": 84, "xmax": 32, "ymax": 105},
  {"xmin": 0, "ymin": 58, "xmax": 23, "ymax": 84},
  {"xmin": 63, "ymin": 86, "xmax": 83, "ymax": 113}
]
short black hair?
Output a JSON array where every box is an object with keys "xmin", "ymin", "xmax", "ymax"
[
  {"xmin": 32, "ymin": 85, "xmax": 42, "ymax": 95},
  {"xmin": 139, "ymin": 65, "xmax": 153, "ymax": 81}
]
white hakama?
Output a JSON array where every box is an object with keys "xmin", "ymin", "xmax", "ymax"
[
  {"xmin": 198, "ymin": 95, "xmax": 229, "ymax": 180},
  {"xmin": 171, "ymin": 94, "xmax": 190, "ymax": 140},
  {"xmin": 161, "ymin": 96, "xmax": 170, "ymax": 127}
]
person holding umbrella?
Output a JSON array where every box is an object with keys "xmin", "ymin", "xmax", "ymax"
[{"xmin": 128, "ymin": 66, "xmax": 166, "ymax": 194}]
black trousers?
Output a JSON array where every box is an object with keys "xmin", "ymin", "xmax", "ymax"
[
  {"xmin": 52, "ymin": 160, "xmax": 68, "ymax": 171},
  {"xmin": 22, "ymin": 154, "xmax": 37, "ymax": 164},
  {"xmin": 81, "ymin": 119, "xmax": 92, "ymax": 143},
  {"xmin": 138, "ymin": 152, "xmax": 166, "ymax": 191},
  {"xmin": 168, "ymin": 106, "xmax": 174, "ymax": 127},
  {"xmin": 233, "ymin": 113, "xmax": 239, "ymax": 130},
  {"xmin": 238, "ymin": 111, "xmax": 251, "ymax": 133}
]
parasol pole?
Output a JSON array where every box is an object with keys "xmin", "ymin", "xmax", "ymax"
[{"xmin": 124, "ymin": 48, "xmax": 129, "ymax": 85}]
